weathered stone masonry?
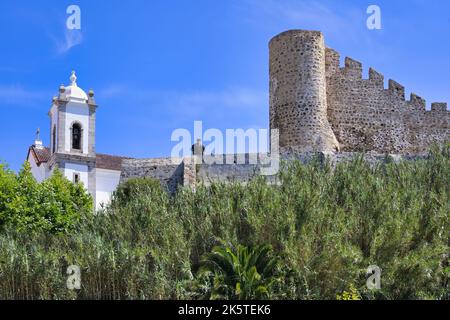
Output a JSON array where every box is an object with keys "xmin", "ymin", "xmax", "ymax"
[
  {"xmin": 270, "ymin": 30, "xmax": 449, "ymax": 154},
  {"xmin": 270, "ymin": 30, "xmax": 340, "ymax": 152},
  {"xmin": 120, "ymin": 158, "xmax": 184, "ymax": 194},
  {"xmin": 121, "ymin": 29, "xmax": 449, "ymax": 189}
]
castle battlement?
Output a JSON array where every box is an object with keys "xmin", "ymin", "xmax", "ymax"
[
  {"xmin": 115, "ymin": 30, "xmax": 449, "ymax": 192},
  {"xmin": 387, "ymin": 79, "xmax": 405, "ymax": 100},
  {"xmin": 343, "ymin": 57, "xmax": 363, "ymax": 79},
  {"xmin": 408, "ymin": 93, "xmax": 426, "ymax": 111},
  {"xmin": 368, "ymin": 68, "xmax": 384, "ymax": 86},
  {"xmin": 271, "ymin": 30, "xmax": 449, "ymax": 154},
  {"xmin": 431, "ymin": 102, "xmax": 448, "ymax": 112},
  {"xmin": 28, "ymin": 30, "xmax": 449, "ymax": 204}
]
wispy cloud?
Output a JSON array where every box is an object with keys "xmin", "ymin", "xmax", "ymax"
[
  {"xmin": 161, "ymin": 88, "xmax": 267, "ymax": 113},
  {"xmin": 236, "ymin": 0, "xmax": 392, "ymax": 71},
  {"xmin": 0, "ymin": 84, "xmax": 50, "ymax": 107},
  {"xmin": 98, "ymin": 85, "xmax": 267, "ymax": 112},
  {"xmin": 55, "ymin": 29, "xmax": 83, "ymax": 55},
  {"xmin": 96, "ymin": 84, "xmax": 268, "ymax": 128},
  {"xmin": 96, "ymin": 84, "xmax": 128, "ymax": 99},
  {"xmin": 238, "ymin": 0, "xmax": 376, "ymax": 47}
]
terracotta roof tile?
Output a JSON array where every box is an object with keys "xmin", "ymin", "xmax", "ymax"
[
  {"xmin": 29, "ymin": 146, "xmax": 51, "ymax": 165},
  {"xmin": 26, "ymin": 146, "xmax": 130, "ymax": 171},
  {"xmin": 96, "ymin": 153, "xmax": 131, "ymax": 171}
]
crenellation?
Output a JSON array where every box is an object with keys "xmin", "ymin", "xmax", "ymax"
[
  {"xmin": 343, "ymin": 57, "xmax": 363, "ymax": 79},
  {"xmin": 388, "ymin": 79, "xmax": 405, "ymax": 100},
  {"xmin": 31, "ymin": 41, "xmax": 448, "ymax": 208},
  {"xmin": 61, "ymin": 29, "xmax": 447, "ymax": 194},
  {"xmin": 368, "ymin": 67, "xmax": 384, "ymax": 87},
  {"xmin": 325, "ymin": 47, "xmax": 340, "ymax": 76},
  {"xmin": 408, "ymin": 93, "xmax": 426, "ymax": 112},
  {"xmin": 431, "ymin": 102, "xmax": 448, "ymax": 112},
  {"xmin": 270, "ymin": 29, "xmax": 449, "ymax": 155},
  {"xmin": 115, "ymin": 30, "xmax": 450, "ymax": 191}
]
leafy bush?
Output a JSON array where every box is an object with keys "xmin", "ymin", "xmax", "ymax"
[
  {"xmin": 0, "ymin": 162, "xmax": 92, "ymax": 233},
  {"xmin": 0, "ymin": 146, "xmax": 448, "ymax": 300},
  {"xmin": 111, "ymin": 177, "xmax": 163, "ymax": 206},
  {"xmin": 191, "ymin": 244, "xmax": 280, "ymax": 300},
  {"xmin": 0, "ymin": 162, "xmax": 17, "ymax": 225},
  {"xmin": 337, "ymin": 284, "xmax": 361, "ymax": 300}
]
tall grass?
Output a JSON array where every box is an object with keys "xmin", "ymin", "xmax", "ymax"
[{"xmin": 0, "ymin": 147, "xmax": 449, "ymax": 300}]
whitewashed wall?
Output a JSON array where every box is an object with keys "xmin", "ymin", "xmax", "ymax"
[
  {"xmin": 28, "ymin": 155, "xmax": 47, "ymax": 183},
  {"xmin": 63, "ymin": 163, "xmax": 89, "ymax": 188},
  {"xmin": 95, "ymin": 168, "xmax": 121, "ymax": 210}
]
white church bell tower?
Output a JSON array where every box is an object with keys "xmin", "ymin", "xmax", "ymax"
[
  {"xmin": 27, "ymin": 71, "xmax": 127, "ymax": 211},
  {"xmin": 48, "ymin": 71, "xmax": 98, "ymax": 201}
]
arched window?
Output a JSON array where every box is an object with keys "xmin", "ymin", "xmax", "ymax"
[
  {"xmin": 52, "ymin": 125, "xmax": 56, "ymax": 153},
  {"xmin": 72, "ymin": 123, "xmax": 82, "ymax": 150}
]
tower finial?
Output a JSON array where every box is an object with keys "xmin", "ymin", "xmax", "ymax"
[{"xmin": 70, "ymin": 70, "xmax": 77, "ymax": 86}]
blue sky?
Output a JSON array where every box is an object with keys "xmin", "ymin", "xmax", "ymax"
[{"xmin": 0, "ymin": 0, "xmax": 449, "ymax": 171}]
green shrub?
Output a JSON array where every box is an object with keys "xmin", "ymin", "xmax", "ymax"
[
  {"xmin": 191, "ymin": 244, "xmax": 280, "ymax": 300},
  {"xmin": 0, "ymin": 146, "xmax": 448, "ymax": 300},
  {"xmin": 0, "ymin": 162, "xmax": 92, "ymax": 234},
  {"xmin": 0, "ymin": 162, "xmax": 18, "ymax": 226},
  {"xmin": 111, "ymin": 177, "xmax": 163, "ymax": 206},
  {"xmin": 337, "ymin": 284, "xmax": 361, "ymax": 300}
]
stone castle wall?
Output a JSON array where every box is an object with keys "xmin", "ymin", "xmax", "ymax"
[
  {"xmin": 120, "ymin": 29, "xmax": 449, "ymax": 190},
  {"xmin": 325, "ymin": 49, "xmax": 449, "ymax": 153},
  {"xmin": 270, "ymin": 30, "xmax": 449, "ymax": 154},
  {"xmin": 120, "ymin": 152, "xmax": 430, "ymax": 191},
  {"xmin": 120, "ymin": 158, "xmax": 184, "ymax": 194}
]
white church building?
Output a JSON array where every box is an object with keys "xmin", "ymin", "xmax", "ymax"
[{"xmin": 26, "ymin": 71, "xmax": 129, "ymax": 210}]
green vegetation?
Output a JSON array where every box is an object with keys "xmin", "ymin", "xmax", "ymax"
[
  {"xmin": 0, "ymin": 162, "xmax": 92, "ymax": 234},
  {"xmin": 0, "ymin": 146, "xmax": 448, "ymax": 300},
  {"xmin": 336, "ymin": 284, "xmax": 361, "ymax": 300},
  {"xmin": 191, "ymin": 244, "xmax": 280, "ymax": 300}
]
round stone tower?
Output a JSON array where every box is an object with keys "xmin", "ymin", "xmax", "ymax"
[{"xmin": 269, "ymin": 30, "xmax": 339, "ymax": 152}]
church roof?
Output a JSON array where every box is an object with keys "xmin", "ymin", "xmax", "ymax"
[
  {"xmin": 96, "ymin": 153, "xmax": 131, "ymax": 171},
  {"xmin": 27, "ymin": 145, "xmax": 51, "ymax": 166},
  {"xmin": 64, "ymin": 71, "xmax": 88, "ymax": 101},
  {"xmin": 26, "ymin": 146, "xmax": 130, "ymax": 171}
]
